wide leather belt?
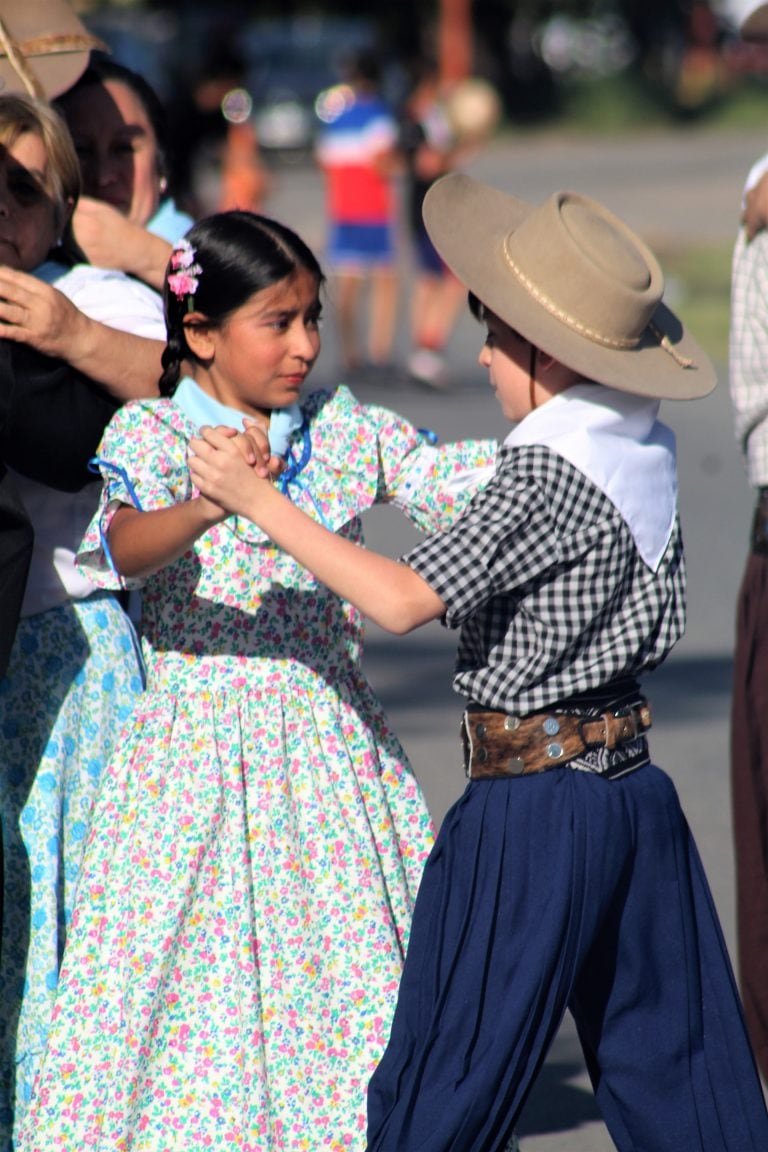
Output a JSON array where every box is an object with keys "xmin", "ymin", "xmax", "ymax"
[{"xmin": 462, "ymin": 700, "xmax": 652, "ymax": 780}]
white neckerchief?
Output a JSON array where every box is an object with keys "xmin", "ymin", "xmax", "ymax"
[{"xmin": 504, "ymin": 382, "xmax": 677, "ymax": 571}]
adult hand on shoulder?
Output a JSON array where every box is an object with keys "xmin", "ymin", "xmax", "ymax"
[
  {"xmin": 743, "ymin": 171, "xmax": 768, "ymax": 241},
  {"xmin": 73, "ymin": 197, "xmax": 172, "ymax": 290},
  {"xmin": 0, "ymin": 268, "xmax": 85, "ymax": 358}
]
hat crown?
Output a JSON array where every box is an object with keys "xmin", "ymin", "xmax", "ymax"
[
  {"xmin": 0, "ymin": 0, "xmax": 106, "ymax": 100},
  {"xmin": 735, "ymin": 1, "xmax": 768, "ymax": 40},
  {"xmin": 422, "ymin": 172, "xmax": 715, "ymax": 399},
  {"xmin": 503, "ymin": 191, "xmax": 663, "ymax": 351}
]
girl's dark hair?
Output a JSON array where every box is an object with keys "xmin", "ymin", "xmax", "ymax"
[
  {"xmin": 159, "ymin": 211, "xmax": 325, "ymax": 396},
  {"xmin": 56, "ymin": 55, "xmax": 171, "ymax": 188}
]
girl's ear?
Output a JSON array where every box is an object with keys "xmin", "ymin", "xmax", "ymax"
[{"xmin": 183, "ymin": 312, "xmax": 215, "ymax": 361}]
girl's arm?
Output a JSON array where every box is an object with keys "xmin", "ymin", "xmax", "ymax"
[
  {"xmin": 108, "ymin": 495, "xmax": 224, "ymax": 580},
  {"xmin": 189, "ymin": 428, "xmax": 445, "ymax": 634},
  {"xmin": 0, "ymin": 268, "xmax": 162, "ymax": 400},
  {"xmin": 108, "ymin": 427, "xmax": 270, "ymax": 579}
]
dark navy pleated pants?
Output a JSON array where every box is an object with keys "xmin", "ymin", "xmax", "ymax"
[{"xmin": 366, "ymin": 763, "xmax": 768, "ymax": 1152}]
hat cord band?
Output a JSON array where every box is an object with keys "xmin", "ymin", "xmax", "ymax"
[
  {"xmin": 13, "ymin": 34, "xmax": 108, "ymax": 56},
  {"xmin": 503, "ymin": 241, "xmax": 697, "ymax": 370},
  {"xmin": 649, "ymin": 323, "xmax": 695, "ymax": 369},
  {"xmin": 0, "ymin": 19, "xmax": 44, "ymax": 99},
  {"xmin": 502, "ymin": 241, "xmax": 639, "ymax": 350}
]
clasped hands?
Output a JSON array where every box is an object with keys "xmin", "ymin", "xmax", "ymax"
[{"xmin": 188, "ymin": 420, "xmax": 283, "ymax": 520}]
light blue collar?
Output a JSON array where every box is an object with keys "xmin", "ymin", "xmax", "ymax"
[
  {"xmin": 173, "ymin": 376, "xmax": 303, "ymax": 457},
  {"xmin": 34, "ymin": 259, "xmax": 71, "ymax": 285}
]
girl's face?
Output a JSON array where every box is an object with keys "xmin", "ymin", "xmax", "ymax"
[
  {"xmin": 62, "ymin": 78, "xmax": 162, "ymax": 226},
  {"xmin": 189, "ymin": 268, "xmax": 322, "ymax": 422},
  {"xmin": 0, "ymin": 131, "xmax": 61, "ymax": 271},
  {"xmin": 478, "ymin": 310, "xmax": 539, "ymax": 423}
]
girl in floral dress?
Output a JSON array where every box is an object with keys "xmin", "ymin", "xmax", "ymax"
[{"xmin": 18, "ymin": 212, "xmax": 496, "ymax": 1151}]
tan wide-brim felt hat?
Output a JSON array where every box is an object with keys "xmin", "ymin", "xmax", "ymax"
[
  {"xmin": 0, "ymin": 0, "xmax": 107, "ymax": 102},
  {"xmin": 423, "ymin": 173, "xmax": 716, "ymax": 400},
  {"xmin": 734, "ymin": 1, "xmax": 768, "ymax": 40}
]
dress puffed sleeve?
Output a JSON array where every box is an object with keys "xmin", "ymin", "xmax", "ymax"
[
  {"xmin": 306, "ymin": 386, "xmax": 497, "ymax": 533},
  {"xmin": 76, "ymin": 398, "xmax": 192, "ymax": 590}
]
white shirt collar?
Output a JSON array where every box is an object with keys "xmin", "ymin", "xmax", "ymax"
[{"xmin": 504, "ymin": 382, "xmax": 677, "ymax": 571}]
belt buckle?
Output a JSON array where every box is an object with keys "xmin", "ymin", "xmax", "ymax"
[
  {"xmin": 578, "ymin": 704, "xmax": 640, "ymax": 751},
  {"xmin": 610, "ymin": 704, "xmax": 639, "ymax": 748},
  {"xmin": 461, "ymin": 712, "xmax": 474, "ymax": 778}
]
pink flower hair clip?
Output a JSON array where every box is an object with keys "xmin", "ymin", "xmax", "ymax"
[{"xmin": 167, "ymin": 238, "xmax": 203, "ymax": 311}]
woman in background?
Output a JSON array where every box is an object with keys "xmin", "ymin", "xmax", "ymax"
[{"xmin": 56, "ymin": 56, "xmax": 194, "ymax": 291}]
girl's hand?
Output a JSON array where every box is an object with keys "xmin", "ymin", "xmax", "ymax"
[{"xmin": 189, "ymin": 425, "xmax": 273, "ymax": 518}]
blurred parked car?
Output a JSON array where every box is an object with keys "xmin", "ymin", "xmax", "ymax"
[{"xmin": 241, "ymin": 16, "xmax": 399, "ymax": 157}]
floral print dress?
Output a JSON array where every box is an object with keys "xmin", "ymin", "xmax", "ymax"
[{"xmin": 18, "ymin": 385, "xmax": 495, "ymax": 1152}]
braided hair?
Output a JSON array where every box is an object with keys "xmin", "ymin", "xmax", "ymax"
[{"xmin": 159, "ymin": 211, "xmax": 325, "ymax": 396}]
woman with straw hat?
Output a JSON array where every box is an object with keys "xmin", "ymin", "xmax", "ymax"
[{"xmin": 187, "ymin": 173, "xmax": 768, "ymax": 1151}]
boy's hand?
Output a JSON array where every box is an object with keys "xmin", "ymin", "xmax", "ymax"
[
  {"xmin": 242, "ymin": 417, "xmax": 287, "ymax": 480},
  {"xmin": 208, "ymin": 421, "xmax": 286, "ymax": 480}
]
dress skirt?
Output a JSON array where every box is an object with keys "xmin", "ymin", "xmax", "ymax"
[
  {"xmin": 17, "ymin": 660, "xmax": 434, "ymax": 1151},
  {"xmin": 366, "ymin": 763, "xmax": 768, "ymax": 1152},
  {"xmin": 0, "ymin": 593, "xmax": 144, "ymax": 1149}
]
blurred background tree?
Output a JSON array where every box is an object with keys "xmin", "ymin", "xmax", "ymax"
[{"xmin": 70, "ymin": 0, "xmax": 768, "ymax": 148}]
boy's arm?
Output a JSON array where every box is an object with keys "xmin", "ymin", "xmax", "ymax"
[{"xmin": 189, "ymin": 427, "xmax": 445, "ymax": 634}]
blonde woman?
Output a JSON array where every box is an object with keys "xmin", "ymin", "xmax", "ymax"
[{"xmin": 0, "ymin": 93, "xmax": 165, "ymax": 1147}]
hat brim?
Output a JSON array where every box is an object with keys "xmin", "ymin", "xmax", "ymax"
[
  {"xmin": 0, "ymin": 52, "xmax": 91, "ymax": 101},
  {"xmin": 740, "ymin": 3, "xmax": 768, "ymax": 39},
  {"xmin": 423, "ymin": 173, "xmax": 716, "ymax": 401}
]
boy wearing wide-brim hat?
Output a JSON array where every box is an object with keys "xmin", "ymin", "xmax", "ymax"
[{"xmin": 187, "ymin": 173, "xmax": 768, "ymax": 1151}]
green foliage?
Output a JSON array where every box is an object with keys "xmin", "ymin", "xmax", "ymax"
[{"xmin": 658, "ymin": 242, "xmax": 733, "ymax": 364}]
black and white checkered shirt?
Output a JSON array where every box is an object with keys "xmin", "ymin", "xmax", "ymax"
[{"xmin": 404, "ymin": 444, "xmax": 685, "ymax": 716}]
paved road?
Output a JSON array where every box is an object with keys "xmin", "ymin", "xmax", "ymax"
[{"xmin": 263, "ymin": 127, "xmax": 768, "ymax": 1150}]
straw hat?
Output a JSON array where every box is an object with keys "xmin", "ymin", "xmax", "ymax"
[
  {"xmin": 423, "ymin": 173, "xmax": 716, "ymax": 400},
  {"xmin": 0, "ymin": 0, "xmax": 107, "ymax": 101}
]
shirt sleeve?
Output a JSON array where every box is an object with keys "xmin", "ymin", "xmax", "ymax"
[
  {"xmin": 58, "ymin": 266, "xmax": 166, "ymax": 339},
  {"xmin": 305, "ymin": 386, "xmax": 497, "ymax": 532},
  {"xmin": 403, "ymin": 458, "xmax": 611, "ymax": 628},
  {"xmin": 363, "ymin": 397, "xmax": 498, "ymax": 531},
  {"xmin": 729, "ymin": 228, "xmax": 768, "ymax": 479}
]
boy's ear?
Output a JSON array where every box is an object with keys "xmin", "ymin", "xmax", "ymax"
[{"xmin": 183, "ymin": 312, "xmax": 215, "ymax": 360}]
